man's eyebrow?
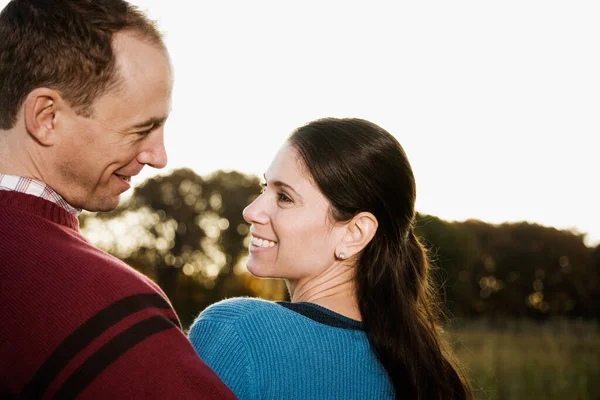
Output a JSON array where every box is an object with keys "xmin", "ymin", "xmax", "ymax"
[
  {"xmin": 263, "ymin": 174, "xmax": 303, "ymax": 200},
  {"xmin": 129, "ymin": 116, "xmax": 168, "ymax": 130}
]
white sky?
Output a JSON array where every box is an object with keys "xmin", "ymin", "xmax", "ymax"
[{"xmin": 2, "ymin": 1, "xmax": 598, "ymax": 246}]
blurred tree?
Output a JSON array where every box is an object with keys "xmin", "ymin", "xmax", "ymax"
[
  {"xmin": 413, "ymin": 215, "xmax": 598, "ymax": 321},
  {"xmin": 590, "ymin": 244, "xmax": 600, "ymax": 319},
  {"xmin": 459, "ymin": 220, "xmax": 595, "ymax": 320},
  {"xmin": 414, "ymin": 213, "xmax": 481, "ymax": 318},
  {"xmin": 81, "ymin": 168, "xmax": 287, "ymax": 328}
]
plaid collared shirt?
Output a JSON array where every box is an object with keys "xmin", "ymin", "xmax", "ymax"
[{"xmin": 0, "ymin": 174, "xmax": 82, "ymax": 217}]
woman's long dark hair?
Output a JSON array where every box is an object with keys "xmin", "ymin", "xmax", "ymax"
[{"xmin": 289, "ymin": 118, "xmax": 472, "ymax": 400}]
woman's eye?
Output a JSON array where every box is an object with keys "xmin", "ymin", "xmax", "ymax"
[
  {"xmin": 278, "ymin": 192, "xmax": 292, "ymax": 203},
  {"xmin": 259, "ymin": 183, "xmax": 291, "ymax": 203}
]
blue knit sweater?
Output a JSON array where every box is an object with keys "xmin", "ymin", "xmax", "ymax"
[{"xmin": 188, "ymin": 297, "xmax": 394, "ymax": 400}]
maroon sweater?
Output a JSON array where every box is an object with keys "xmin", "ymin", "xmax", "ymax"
[{"xmin": 0, "ymin": 191, "xmax": 237, "ymax": 400}]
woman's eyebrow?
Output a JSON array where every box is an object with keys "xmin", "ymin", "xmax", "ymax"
[{"xmin": 263, "ymin": 174, "xmax": 303, "ymax": 200}]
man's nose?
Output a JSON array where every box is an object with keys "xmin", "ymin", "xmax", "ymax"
[{"xmin": 137, "ymin": 128, "xmax": 168, "ymax": 169}]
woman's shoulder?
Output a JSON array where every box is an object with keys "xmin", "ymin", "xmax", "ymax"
[{"xmin": 196, "ymin": 297, "xmax": 280, "ymax": 324}]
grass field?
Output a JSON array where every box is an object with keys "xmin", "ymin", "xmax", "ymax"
[{"xmin": 449, "ymin": 319, "xmax": 600, "ymax": 400}]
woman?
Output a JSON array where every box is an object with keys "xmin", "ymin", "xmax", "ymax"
[{"xmin": 188, "ymin": 118, "xmax": 472, "ymax": 399}]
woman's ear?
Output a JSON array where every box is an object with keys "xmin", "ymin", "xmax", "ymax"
[
  {"xmin": 336, "ymin": 212, "xmax": 378, "ymax": 259},
  {"xmin": 23, "ymin": 88, "xmax": 60, "ymax": 146}
]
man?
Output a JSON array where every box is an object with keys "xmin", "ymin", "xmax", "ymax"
[{"xmin": 0, "ymin": 1, "xmax": 236, "ymax": 398}]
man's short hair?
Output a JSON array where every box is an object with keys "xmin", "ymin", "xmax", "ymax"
[{"xmin": 0, "ymin": 0, "xmax": 166, "ymax": 130}]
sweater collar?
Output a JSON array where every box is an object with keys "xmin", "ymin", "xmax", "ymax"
[
  {"xmin": 277, "ymin": 302, "xmax": 365, "ymax": 331},
  {"xmin": 0, "ymin": 174, "xmax": 82, "ymax": 217},
  {"xmin": 0, "ymin": 191, "xmax": 79, "ymax": 231}
]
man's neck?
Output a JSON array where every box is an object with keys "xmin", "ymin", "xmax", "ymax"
[{"xmin": 0, "ymin": 131, "xmax": 46, "ymax": 182}]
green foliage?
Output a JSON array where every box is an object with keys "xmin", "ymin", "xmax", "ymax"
[
  {"xmin": 415, "ymin": 213, "xmax": 481, "ymax": 317},
  {"xmin": 416, "ymin": 215, "xmax": 598, "ymax": 320}
]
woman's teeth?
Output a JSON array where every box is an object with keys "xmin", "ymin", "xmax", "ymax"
[
  {"xmin": 251, "ymin": 236, "xmax": 276, "ymax": 248},
  {"xmin": 116, "ymin": 174, "xmax": 131, "ymax": 182}
]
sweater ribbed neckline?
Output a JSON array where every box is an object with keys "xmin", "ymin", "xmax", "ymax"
[
  {"xmin": 0, "ymin": 191, "xmax": 79, "ymax": 231},
  {"xmin": 277, "ymin": 301, "xmax": 365, "ymax": 331}
]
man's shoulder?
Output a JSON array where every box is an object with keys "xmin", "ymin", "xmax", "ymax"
[
  {"xmin": 0, "ymin": 191, "xmax": 79, "ymax": 229},
  {"xmin": 0, "ymin": 204, "xmax": 167, "ymax": 305}
]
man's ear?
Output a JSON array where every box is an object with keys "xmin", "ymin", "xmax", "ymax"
[
  {"xmin": 337, "ymin": 212, "xmax": 378, "ymax": 259},
  {"xmin": 23, "ymin": 88, "xmax": 60, "ymax": 146}
]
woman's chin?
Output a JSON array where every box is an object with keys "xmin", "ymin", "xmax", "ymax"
[{"xmin": 246, "ymin": 262, "xmax": 275, "ymax": 279}]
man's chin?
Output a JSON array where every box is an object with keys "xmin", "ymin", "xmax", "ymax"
[{"xmin": 78, "ymin": 196, "xmax": 121, "ymax": 213}]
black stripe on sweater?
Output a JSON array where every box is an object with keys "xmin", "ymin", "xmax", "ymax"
[
  {"xmin": 277, "ymin": 301, "xmax": 364, "ymax": 330},
  {"xmin": 19, "ymin": 293, "xmax": 175, "ymax": 399},
  {"xmin": 52, "ymin": 316, "xmax": 178, "ymax": 399}
]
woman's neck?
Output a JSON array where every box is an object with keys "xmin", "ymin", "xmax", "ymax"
[{"xmin": 287, "ymin": 265, "xmax": 362, "ymax": 321}]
